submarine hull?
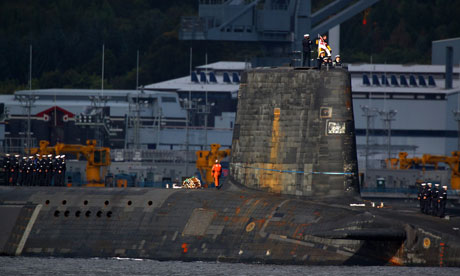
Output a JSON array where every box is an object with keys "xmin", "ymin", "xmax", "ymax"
[
  {"xmin": 1, "ymin": 186, "xmax": 459, "ymax": 266},
  {"xmin": 1, "ymin": 67, "xmax": 459, "ymax": 266}
]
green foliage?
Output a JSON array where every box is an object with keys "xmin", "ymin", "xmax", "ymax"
[
  {"xmin": 1, "ymin": 0, "xmax": 460, "ymax": 94},
  {"xmin": 341, "ymin": 0, "xmax": 460, "ymax": 64}
]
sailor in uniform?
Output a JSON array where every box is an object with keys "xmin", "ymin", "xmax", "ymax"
[
  {"xmin": 438, "ymin": 186, "xmax": 448, "ymax": 218},
  {"xmin": 418, "ymin": 183, "xmax": 426, "ymax": 213}
]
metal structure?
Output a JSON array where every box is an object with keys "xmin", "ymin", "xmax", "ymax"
[
  {"xmin": 378, "ymin": 109, "xmax": 397, "ymax": 161},
  {"xmin": 387, "ymin": 151, "xmax": 460, "ymax": 190},
  {"xmin": 195, "ymin": 143, "xmax": 230, "ymax": 187},
  {"xmin": 180, "ymin": 0, "xmax": 379, "ymax": 64},
  {"xmin": 360, "ymin": 105, "xmax": 377, "ymax": 173},
  {"xmin": 14, "ymin": 94, "xmax": 38, "ymax": 153},
  {"xmin": 29, "ymin": 139, "xmax": 111, "ymax": 187},
  {"xmin": 453, "ymin": 109, "xmax": 460, "ymax": 150}
]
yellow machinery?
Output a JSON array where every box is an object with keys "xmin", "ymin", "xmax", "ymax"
[
  {"xmin": 196, "ymin": 144, "xmax": 230, "ymax": 188},
  {"xmin": 388, "ymin": 151, "xmax": 460, "ymax": 189},
  {"xmin": 386, "ymin": 152, "xmax": 422, "ymax": 170},
  {"xmin": 30, "ymin": 140, "xmax": 111, "ymax": 187}
]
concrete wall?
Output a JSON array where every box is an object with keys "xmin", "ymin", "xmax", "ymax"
[{"xmin": 230, "ymin": 67, "xmax": 358, "ymax": 197}]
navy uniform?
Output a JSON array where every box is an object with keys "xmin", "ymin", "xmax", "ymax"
[
  {"xmin": 57, "ymin": 155, "xmax": 67, "ymax": 186},
  {"xmin": 32, "ymin": 155, "xmax": 40, "ymax": 186},
  {"xmin": 52, "ymin": 156, "xmax": 59, "ymax": 186},
  {"xmin": 38, "ymin": 155, "xmax": 46, "ymax": 186},
  {"xmin": 26, "ymin": 156, "xmax": 34, "ymax": 186},
  {"xmin": 438, "ymin": 186, "xmax": 448, "ymax": 218},
  {"xmin": 333, "ymin": 55, "xmax": 342, "ymax": 67},
  {"xmin": 18, "ymin": 156, "xmax": 27, "ymax": 186},
  {"xmin": 302, "ymin": 34, "xmax": 312, "ymax": 67},
  {"xmin": 31, "ymin": 155, "xmax": 40, "ymax": 186},
  {"xmin": 423, "ymin": 183, "xmax": 432, "ymax": 214},
  {"xmin": 10, "ymin": 154, "xmax": 20, "ymax": 185},
  {"xmin": 418, "ymin": 183, "xmax": 426, "ymax": 212},
  {"xmin": 3, "ymin": 154, "xmax": 11, "ymax": 185},
  {"xmin": 45, "ymin": 154, "xmax": 53, "ymax": 186},
  {"xmin": 431, "ymin": 184, "xmax": 440, "ymax": 216}
]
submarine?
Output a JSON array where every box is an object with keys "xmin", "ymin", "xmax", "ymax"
[{"xmin": 1, "ymin": 67, "xmax": 460, "ymax": 266}]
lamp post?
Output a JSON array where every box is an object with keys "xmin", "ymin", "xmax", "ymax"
[
  {"xmin": 378, "ymin": 109, "xmax": 397, "ymax": 162},
  {"xmin": 453, "ymin": 110, "xmax": 460, "ymax": 150},
  {"xmin": 89, "ymin": 95, "xmax": 110, "ymax": 147},
  {"xmin": 360, "ymin": 105, "xmax": 377, "ymax": 173},
  {"xmin": 15, "ymin": 94, "xmax": 38, "ymax": 153}
]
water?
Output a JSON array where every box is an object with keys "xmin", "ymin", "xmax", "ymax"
[{"xmin": 0, "ymin": 257, "xmax": 459, "ymax": 276}]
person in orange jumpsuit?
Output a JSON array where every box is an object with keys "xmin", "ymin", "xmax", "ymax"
[{"xmin": 211, "ymin": 159, "xmax": 222, "ymax": 188}]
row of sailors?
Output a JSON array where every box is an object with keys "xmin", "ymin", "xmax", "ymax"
[
  {"xmin": 2, "ymin": 153, "xmax": 67, "ymax": 186},
  {"xmin": 417, "ymin": 182, "xmax": 448, "ymax": 218}
]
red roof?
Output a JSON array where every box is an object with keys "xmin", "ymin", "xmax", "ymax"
[{"xmin": 35, "ymin": 106, "xmax": 75, "ymax": 118}]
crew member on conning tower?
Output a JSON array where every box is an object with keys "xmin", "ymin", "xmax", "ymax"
[
  {"xmin": 333, "ymin": 55, "xmax": 342, "ymax": 67},
  {"xmin": 211, "ymin": 159, "xmax": 222, "ymax": 189},
  {"xmin": 316, "ymin": 34, "xmax": 332, "ymax": 70},
  {"xmin": 302, "ymin": 34, "xmax": 312, "ymax": 67}
]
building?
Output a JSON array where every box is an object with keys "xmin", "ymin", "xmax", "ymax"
[
  {"xmin": 144, "ymin": 61, "xmax": 248, "ymax": 130},
  {"xmin": 349, "ymin": 64, "xmax": 460, "ymax": 171},
  {"xmin": 3, "ymin": 57, "xmax": 460, "ymax": 185},
  {"xmin": 0, "ymin": 89, "xmax": 190, "ymax": 152},
  {"xmin": 432, "ymin": 37, "xmax": 460, "ymax": 66}
]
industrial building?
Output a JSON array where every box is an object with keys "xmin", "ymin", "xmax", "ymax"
[
  {"xmin": 349, "ymin": 63, "xmax": 460, "ymax": 171},
  {"xmin": 0, "ymin": 62, "xmax": 246, "ymax": 153}
]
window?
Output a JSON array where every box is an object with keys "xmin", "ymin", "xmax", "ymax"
[{"xmin": 162, "ymin": 97, "xmax": 176, "ymax": 103}]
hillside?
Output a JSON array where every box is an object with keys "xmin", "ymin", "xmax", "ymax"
[{"xmin": 1, "ymin": 0, "xmax": 460, "ymax": 94}]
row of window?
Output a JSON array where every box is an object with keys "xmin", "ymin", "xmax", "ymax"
[
  {"xmin": 191, "ymin": 71, "xmax": 240, "ymax": 84},
  {"xmin": 362, "ymin": 74, "xmax": 436, "ymax": 87}
]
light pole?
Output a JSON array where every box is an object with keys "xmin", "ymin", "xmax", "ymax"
[
  {"xmin": 453, "ymin": 110, "xmax": 460, "ymax": 150},
  {"xmin": 379, "ymin": 109, "xmax": 397, "ymax": 162},
  {"xmin": 360, "ymin": 105, "xmax": 377, "ymax": 173},
  {"xmin": 15, "ymin": 94, "xmax": 38, "ymax": 153},
  {"xmin": 89, "ymin": 95, "xmax": 110, "ymax": 147}
]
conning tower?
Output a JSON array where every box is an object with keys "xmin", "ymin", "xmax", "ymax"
[{"xmin": 230, "ymin": 67, "xmax": 358, "ymax": 197}]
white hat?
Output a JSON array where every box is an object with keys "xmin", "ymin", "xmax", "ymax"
[
  {"xmin": 56, "ymin": 155, "xmax": 60, "ymax": 159},
  {"xmin": 427, "ymin": 182, "xmax": 432, "ymax": 185},
  {"xmin": 435, "ymin": 183, "xmax": 440, "ymax": 186},
  {"xmin": 442, "ymin": 185, "xmax": 447, "ymax": 188},
  {"xmin": 14, "ymin": 154, "xmax": 19, "ymax": 157},
  {"xmin": 23, "ymin": 156, "xmax": 27, "ymax": 159},
  {"xmin": 6, "ymin": 153, "xmax": 10, "ymax": 156},
  {"xmin": 61, "ymin": 155, "xmax": 66, "ymax": 158},
  {"xmin": 29, "ymin": 156, "xmax": 33, "ymax": 159},
  {"xmin": 304, "ymin": 34, "xmax": 309, "ymax": 37},
  {"xmin": 335, "ymin": 55, "xmax": 340, "ymax": 58},
  {"xmin": 47, "ymin": 154, "xmax": 52, "ymax": 157},
  {"xmin": 421, "ymin": 183, "xmax": 426, "ymax": 186}
]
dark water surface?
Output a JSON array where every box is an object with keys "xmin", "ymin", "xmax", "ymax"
[{"xmin": 1, "ymin": 257, "xmax": 459, "ymax": 276}]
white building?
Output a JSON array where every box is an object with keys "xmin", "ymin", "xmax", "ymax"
[{"xmin": 349, "ymin": 63, "xmax": 460, "ymax": 171}]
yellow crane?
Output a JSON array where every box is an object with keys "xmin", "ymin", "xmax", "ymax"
[
  {"xmin": 195, "ymin": 144, "xmax": 230, "ymax": 188},
  {"xmin": 388, "ymin": 151, "xmax": 460, "ymax": 189},
  {"xmin": 29, "ymin": 140, "xmax": 111, "ymax": 187}
]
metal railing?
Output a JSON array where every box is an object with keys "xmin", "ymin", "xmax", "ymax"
[{"xmin": 112, "ymin": 149, "xmax": 197, "ymax": 163}]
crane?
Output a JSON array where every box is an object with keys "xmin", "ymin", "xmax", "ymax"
[
  {"xmin": 30, "ymin": 140, "xmax": 111, "ymax": 187},
  {"xmin": 388, "ymin": 151, "xmax": 460, "ymax": 190}
]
